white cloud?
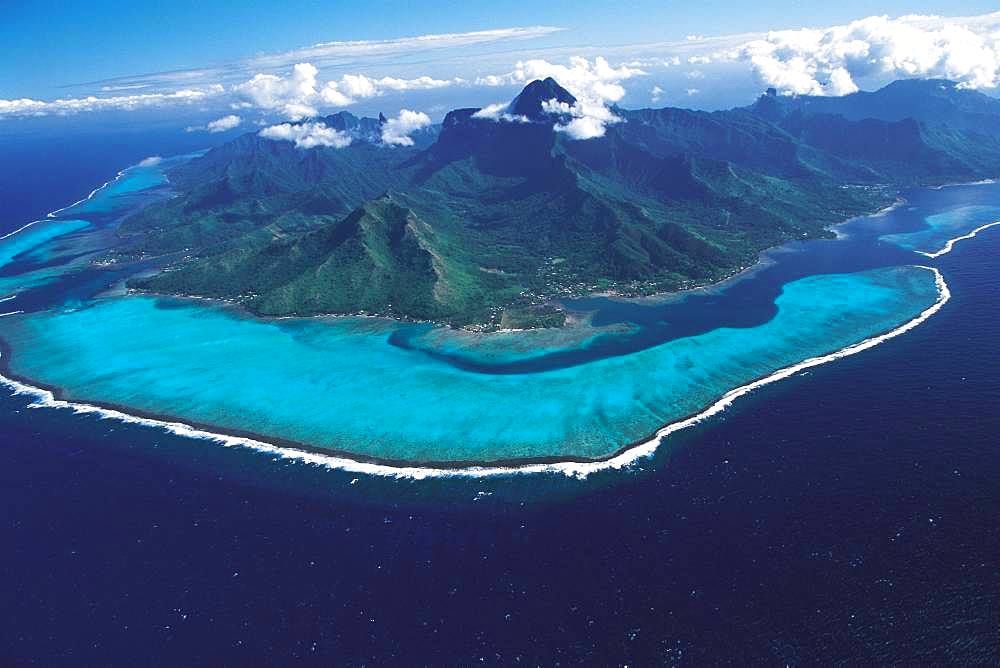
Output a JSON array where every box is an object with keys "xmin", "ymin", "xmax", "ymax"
[
  {"xmin": 101, "ymin": 83, "xmax": 151, "ymax": 92},
  {"xmin": 322, "ymin": 73, "xmax": 458, "ymax": 108},
  {"xmin": 259, "ymin": 122, "xmax": 352, "ymax": 149},
  {"xmin": 827, "ymin": 67, "xmax": 859, "ymax": 95},
  {"xmin": 651, "ymin": 85, "xmax": 664, "ymax": 103},
  {"xmin": 138, "ymin": 156, "xmax": 163, "ymax": 167},
  {"xmin": 477, "ymin": 56, "xmax": 644, "ymax": 100},
  {"xmin": 207, "ymin": 114, "xmax": 242, "ymax": 132},
  {"xmin": 380, "ymin": 109, "xmax": 432, "ymax": 146},
  {"xmin": 540, "ymin": 94, "xmax": 620, "ymax": 139},
  {"xmin": 186, "ymin": 114, "xmax": 243, "ymax": 133},
  {"xmin": 475, "ymin": 56, "xmax": 645, "ymax": 139},
  {"xmin": 686, "ymin": 88, "xmax": 700, "ymax": 96},
  {"xmin": 251, "ymin": 27, "xmax": 564, "ymax": 69},
  {"xmin": 555, "ymin": 115, "xmax": 609, "ymax": 140},
  {"xmin": 234, "ymin": 64, "xmax": 459, "ymax": 119},
  {"xmin": 80, "ymin": 26, "xmax": 563, "ymax": 93},
  {"xmin": 233, "ymin": 63, "xmax": 320, "ymax": 120},
  {"xmin": 471, "ymin": 102, "xmax": 509, "ymax": 119},
  {"xmin": 540, "ymin": 99, "xmax": 574, "ymax": 115},
  {"xmin": 0, "ymin": 86, "xmax": 224, "ymax": 118},
  {"xmin": 470, "ymin": 102, "xmax": 529, "ymax": 122},
  {"xmin": 739, "ymin": 13, "xmax": 1000, "ymax": 96}
]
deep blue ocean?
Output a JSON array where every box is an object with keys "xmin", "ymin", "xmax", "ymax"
[{"xmin": 2, "ymin": 129, "xmax": 999, "ymax": 665}]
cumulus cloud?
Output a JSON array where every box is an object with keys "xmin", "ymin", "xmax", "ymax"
[
  {"xmin": 186, "ymin": 114, "xmax": 243, "ymax": 133},
  {"xmin": 475, "ymin": 56, "xmax": 645, "ymax": 139},
  {"xmin": 739, "ymin": 13, "xmax": 1000, "ymax": 96},
  {"xmin": 259, "ymin": 122, "xmax": 352, "ymax": 149},
  {"xmin": 323, "ymin": 73, "xmax": 458, "ymax": 108},
  {"xmin": 537, "ymin": 95, "xmax": 618, "ymax": 139},
  {"xmin": 0, "ymin": 86, "xmax": 224, "ymax": 118},
  {"xmin": 234, "ymin": 64, "xmax": 459, "ymax": 119},
  {"xmin": 138, "ymin": 156, "xmax": 163, "ymax": 167},
  {"xmin": 380, "ymin": 109, "xmax": 432, "ymax": 146},
  {"xmin": 234, "ymin": 63, "xmax": 321, "ymax": 120},
  {"xmin": 650, "ymin": 85, "xmax": 664, "ymax": 103},
  {"xmin": 207, "ymin": 114, "xmax": 242, "ymax": 132}
]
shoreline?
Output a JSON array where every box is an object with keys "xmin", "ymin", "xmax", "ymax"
[
  {"xmin": 562, "ymin": 195, "xmax": 902, "ymax": 310},
  {"xmin": 0, "ymin": 265, "xmax": 950, "ymax": 480},
  {"xmin": 127, "ymin": 203, "xmax": 875, "ymax": 334}
]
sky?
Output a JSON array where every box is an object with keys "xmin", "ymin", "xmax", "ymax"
[{"xmin": 2, "ymin": 1, "xmax": 1000, "ymax": 140}]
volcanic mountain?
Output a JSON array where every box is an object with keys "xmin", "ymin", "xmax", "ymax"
[{"xmin": 120, "ymin": 78, "xmax": 1000, "ymax": 327}]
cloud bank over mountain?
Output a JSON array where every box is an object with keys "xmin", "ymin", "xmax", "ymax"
[
  {"xmin": 475, "ymin": 57, "xmax": 644, "ymax": 139},
  {"xmin": 259, "ymin": 121, "xmax": 352, "ymax": 149},
  {"xmin": 739, "ymin": 13, "xmax": 1000, "ymax": 96}
]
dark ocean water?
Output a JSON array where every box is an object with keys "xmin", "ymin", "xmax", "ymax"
[{"xmin": 2, "ymin": 132, "xmax": 999, "ymax": 665}]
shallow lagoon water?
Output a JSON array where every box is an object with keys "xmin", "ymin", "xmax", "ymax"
[
  {"xmin": 0, "ymin": 219, "xmax": 91, "ymax": 295},
  {"xmin": 0, "ymin": 266, "xmax": 939, "ymax": 463},
  {"xmin": 0, "ymin": 155, "xmax": 995, "ymax": 467}
]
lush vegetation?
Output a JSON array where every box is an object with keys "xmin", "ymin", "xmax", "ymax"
[{"xmin": 122, "ymin": 78, "xmax": 1000, "ymax": 328}]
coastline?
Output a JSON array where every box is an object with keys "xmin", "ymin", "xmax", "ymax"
[
  {"xmin": 0, "ymin": 266, "xmax": 950, "ymax": 480},
  {"xmin": 125, "ymin": 200, "xmax": 882, "ymax": 333},
  {"xmin": 585, "ymin": 194, "xmax": 904, "ymax": 310}
]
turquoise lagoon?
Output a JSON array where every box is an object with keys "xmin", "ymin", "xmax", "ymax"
[
  {"xmin": 0, "ymin": 219, "xmax": 91, "ymax": 295},
  {"xmin": 0, "ymin": 266, "xmax": 939, "ymax": 464}
]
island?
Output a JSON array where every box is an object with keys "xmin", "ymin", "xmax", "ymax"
[{"xmin": 0, "ymin": 77, "xmax": 998, "ymax": 473}]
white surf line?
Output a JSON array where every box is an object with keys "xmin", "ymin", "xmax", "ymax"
[
  {"xmin": 0, "ymin": 311, "xmax": 24, "ymax": 318},
  {"xmin": 45, "ymin": 167, "xmax": 130, "ymax": 219},
  {"xmin": 916, "ymin": 220, "xmax": 1000, "ymax": 259},
  {"xmin": 0, "ymin": 221, "xmax": 43, "ymax": 241},
  {"xmin": 1, "ymin": 163, "xmax": 135, "ymax": 250},
  {"xmin": 3, "ymin": 171, "xmax": 125, "ymax": 243},
  {"xmin": 0, "ymin": 296, "xmax": 18, "ymax": 304},
  {"xmin": 930, "ymin": 179, "xmax": 996, "ymax": 190},
  {"xmin": 0, "ymin": 266, "xmax": 950, "ymax": 480}
]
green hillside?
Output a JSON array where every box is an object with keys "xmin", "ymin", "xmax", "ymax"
[{"xmin": 123, "ymin": 78, "xmax": 1000, "ymax": 328}]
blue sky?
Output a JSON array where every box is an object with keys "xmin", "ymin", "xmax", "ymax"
[
  {"xmin": 2, "ymin": 2, "xmax": 1000, "ymax": 129},
  {"xmin": 4, "ymin": 0, "xmax": 999, "ymax": 96}
]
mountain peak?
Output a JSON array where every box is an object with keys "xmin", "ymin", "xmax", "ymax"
[
  {"xmin": 508, "ymin": 77, "xmax": 577, "ymax": 120},
  {"xmin": 877, "ymin": 78, "xmax": 958, "ymax": 94},
  {"xmin": 321, "ymin": 111, "xmax": 381, "ymax": 136}
]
